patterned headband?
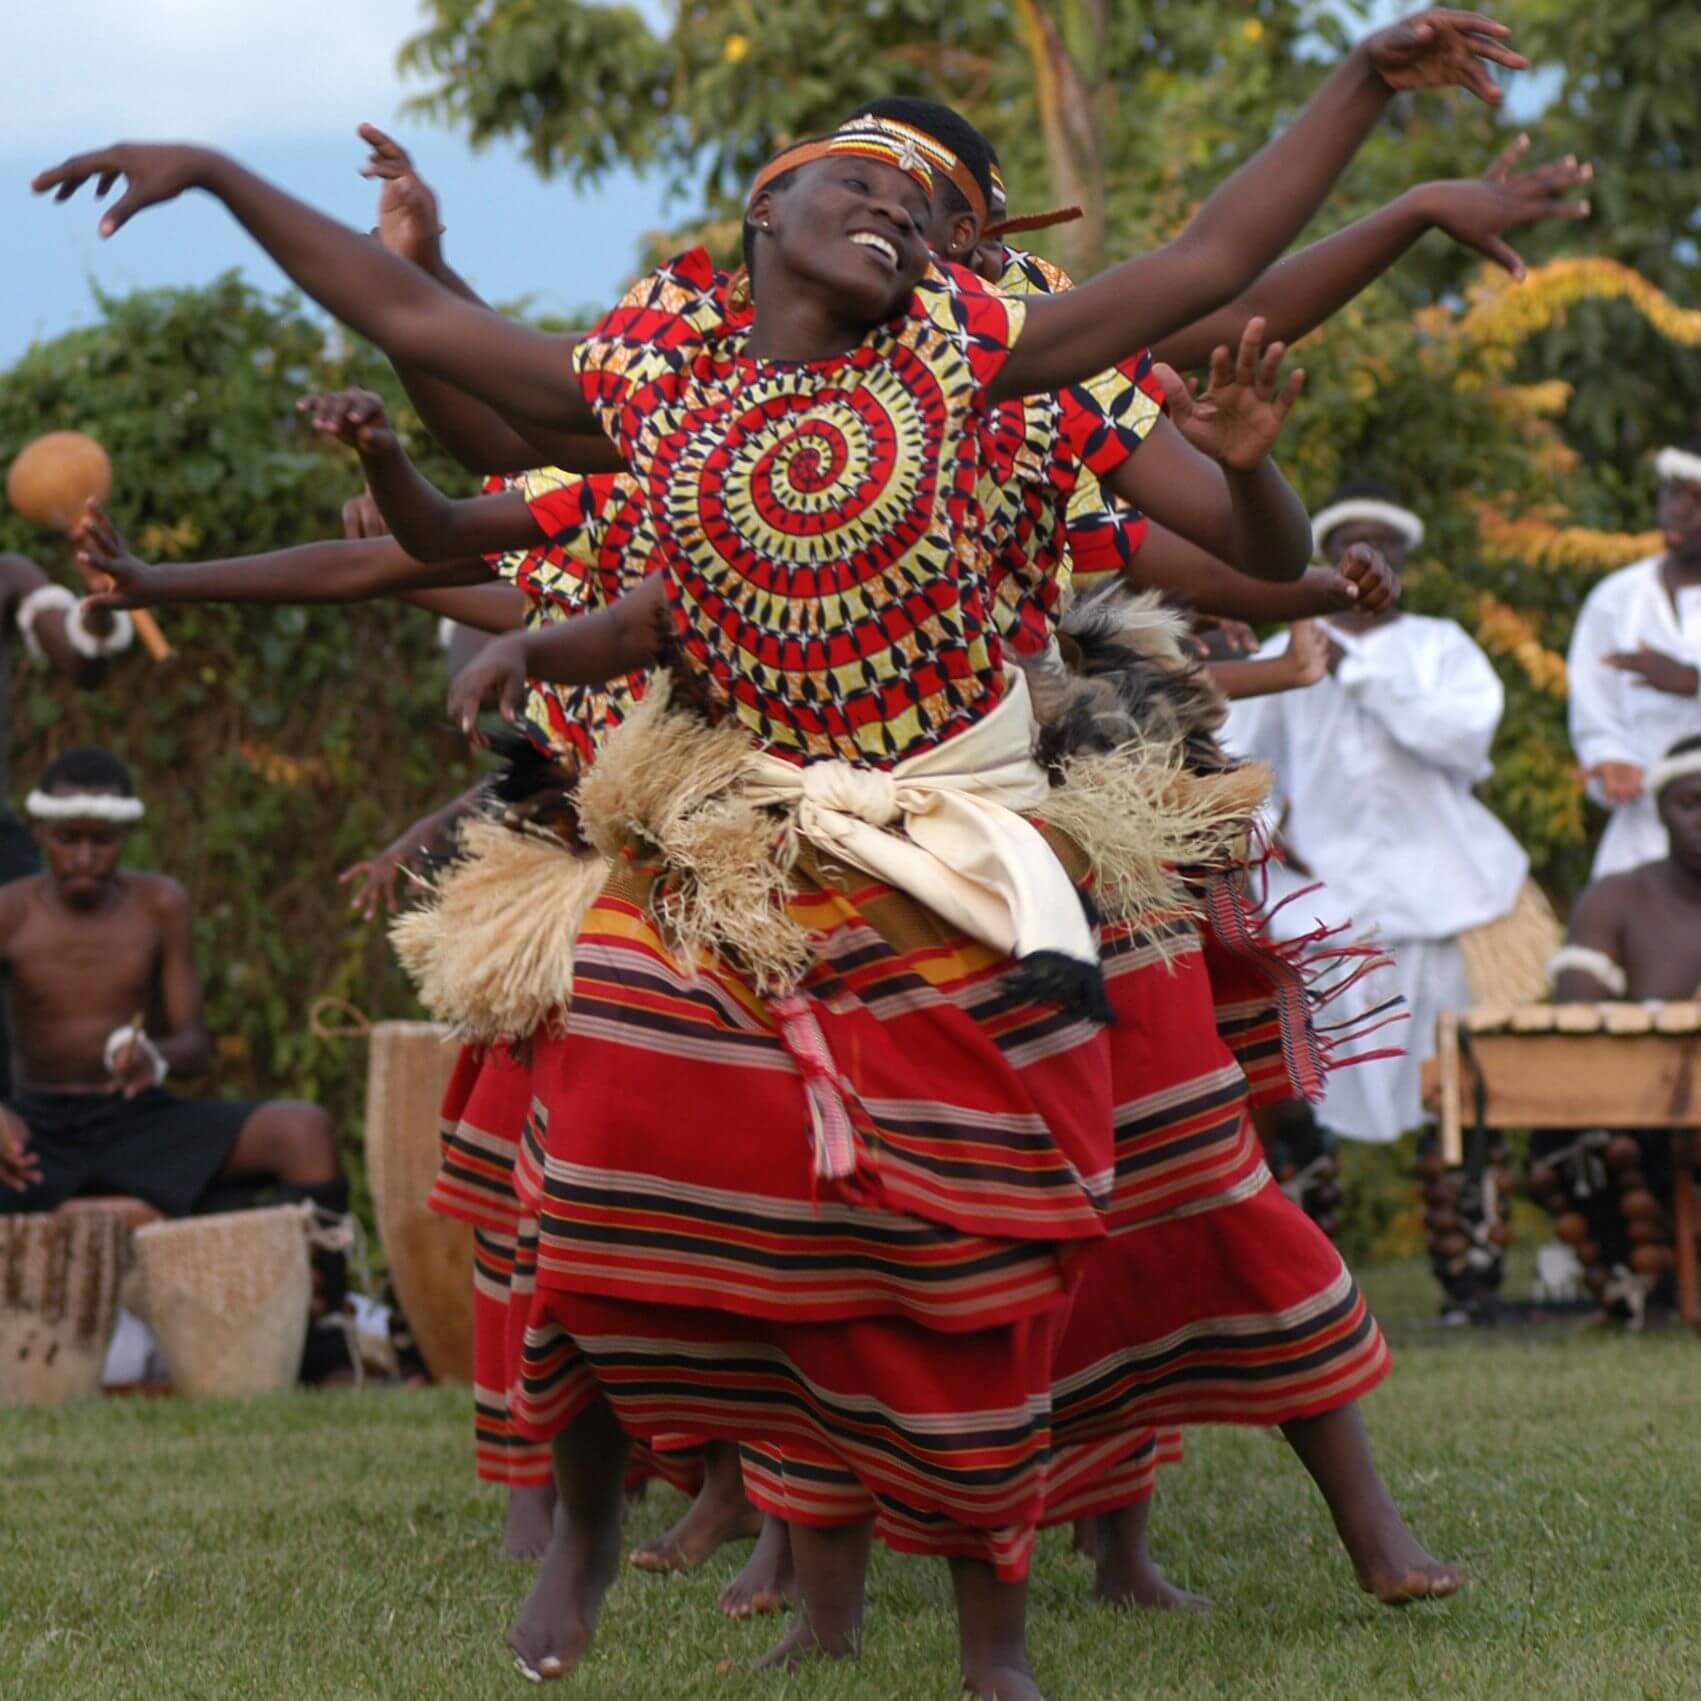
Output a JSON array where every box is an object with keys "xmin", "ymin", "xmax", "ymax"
[
  {"xmin": 750, "ymin": 117, "xmax": 989, "ymax": 214},
  {"xmin": 1648, "ymin": 748, "xmax": 1701, "ymax": 799}
]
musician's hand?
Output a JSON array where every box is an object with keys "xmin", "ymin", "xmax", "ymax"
[
  {"xmin": 108, "ymin": 1032, "xmax": 158, "ymax": 1100},
  {"xmin": 1586, "ymin": 760, "xmax": 1646, "ymax": 806},
  {"xmin": 0, "ymin": 1108, "xmax": 41, "ymax": 1192},
  {"xmin": 447, "ymin": 630, "xmax": 530, "ymax": 746},
  {"xmin": 1362, "ymin": 9, "xmax": 1528, "ymax": 106},
  {"xmin": 297, "ymin": 389, "xmax": 397, "ymax": 459},
  {"xmin": 1603, "ymin": 645, "xmax": 1700, "ymax": 698},
  {"xmin": 32, "ymin": 142, "xmax": 217, "ymax": 238},
  {"xmin": 73, "ymin": 500, "xmax": 156, "ymax": 613},
  {"xmin": 1281, "ymin": 621, "xmax": 1331, "ymax": 688}
]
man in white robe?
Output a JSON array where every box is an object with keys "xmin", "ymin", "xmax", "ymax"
[
  {"xmin": 1567, "ymin": 442, "xmax": 1701, "ymax": 878},
  {"xmin": 1224, "ymin": 482, "xmax": 1528, "ymax": 1144}
]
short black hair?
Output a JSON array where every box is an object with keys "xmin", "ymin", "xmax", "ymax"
[
  {"xmin": 1323, "ymin": 476, "xmax": 1406, "ymax": 509},
  {"xmin": 845, "ymin": 96, "xmax": 995, "ymax": 219},
  {"xmin": 1666, "ymin": 733, "xmax": 1701, "ymax": 762},
  {"xmin": 39, "ymin": 745, "xmax": 134, "ymax": 796}
]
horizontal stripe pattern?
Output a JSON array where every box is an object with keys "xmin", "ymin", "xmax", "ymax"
[{"xmin": 427, "ymin": 1043, "xmax": 534, "ymax": 1235}]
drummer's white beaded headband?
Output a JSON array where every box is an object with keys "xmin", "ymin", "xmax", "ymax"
[
  {"xmin": 1646, "ymin": 749, "xmax": 1701, "ymax": 799},
  {"xmin": 26, "ymin": 788, "xmax": 145, "ymax": 823},
  {"xmin": 1654, "ymin": 446, "xmax": 1701, "ymax": 489},
  {"xmin": 1310, "ymin": 499, "xmax": 1425, "ymax": 552}
]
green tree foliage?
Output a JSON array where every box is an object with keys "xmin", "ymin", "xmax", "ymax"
[
  {"xmin": 402, "ymin": 0, "xmax": 1701, "ymax": 894},
  {"xmin": 0, "ymin": 275, "xmax": 478, "ymax": 1202}
]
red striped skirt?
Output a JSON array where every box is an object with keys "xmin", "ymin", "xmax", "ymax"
[
  {"xmin": 429, "ymin": 1043, "xmax": 552, "ymax": 1486},
  {"xmin": 1047, "ymin": 921, "xmax": 1390, "ymax": 1449}
]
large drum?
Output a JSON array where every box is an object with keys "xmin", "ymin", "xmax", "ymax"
[
  {"xmin": 363, "ymin": 1020, "xmax": 473, "ymax": 1382},
  {"xmin": 132, "ymin": 1203, "xmax": 312, "ymax": 1397},
  {"xmin": 0, "ymin": 1210, "xmax": 127, "ymax": 1406}
]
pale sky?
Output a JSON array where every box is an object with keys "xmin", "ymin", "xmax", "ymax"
[{"xmin": 3, "ymin": 0, "xmax": 677, "ymax": 363}]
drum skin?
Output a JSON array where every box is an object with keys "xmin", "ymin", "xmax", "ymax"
[
  {"xmin": 364, "ymin": 1021, "xmax": 473, "ymax": 1383},
  {"xmin": 0, "ymin": 1211, "xmax": 126, "ymax": 1406}
]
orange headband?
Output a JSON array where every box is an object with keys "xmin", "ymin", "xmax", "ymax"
[{"xmin": 748, "ymin": 117, "xmax": 993, "ymax": 225}]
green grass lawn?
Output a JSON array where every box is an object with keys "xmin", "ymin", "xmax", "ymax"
[{"xmin": 3, "ymin": 1258, "xmax": 1699, "ymax": 1700}]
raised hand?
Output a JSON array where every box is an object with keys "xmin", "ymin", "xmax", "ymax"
[
  {"xmin": 32, "ymin": 143, "xmax": 215, "ymax": 238},
  {"xmin": 1158, "ymin": 318, "xmax": 1306, "ymax": 472},
  {"xmin": 358, "ymin": 123, "xmax": 445, "ymax": 272},
  {"xmin": 1420, "ymin": 136, "xmax": 1593, "ymax": 279},
  {"xmin": 1364, "ymin": 9, "xmax": 1529, "ymax": 105},
  {"xmin": 447, "ymin": 630, "xmax": 530, "ymax": 744},
  {"xmin": 72, "ymin": 501, "xmax": 158, "ymax": 611},
  {"xmin": 297, "ymin": 389, "xmax": 397, "ymax": 458},
  {"xmin": 342, "ymin": 486, "xmax": 390, "ymax": 540},
  {"xmin": 1604, "ymin": 645, "xmax": 1700, "ymax": 698},
  {"xmin": 1585, "ymin": 760, "xmax": 1645, "ymax": 806}
]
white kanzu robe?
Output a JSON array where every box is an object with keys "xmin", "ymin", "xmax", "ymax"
[
  {"xmin": 1223, "ymin": 615, "xmax": 1527, "ymax": 1142},
  {"xmin": 1567, "ymin": 554, "xmax": 1701, "ymax": 878}
]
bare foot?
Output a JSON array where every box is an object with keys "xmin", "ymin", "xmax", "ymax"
[
  {"xmin": 1350, "ymin": 1517, "xmax": 1464, "ymax": 1606},
  {"xmin": 961, "ymin": 1657, "xmax": 1046, "ymax": 1700},
  {"xmin": 755, "ymin": 1613, "xmax": 858, "ymax": 1670},
  {"xmin": 1069, "ymin": 1516, "xmax": 1097, "ymax": 1562},
  {"xmin": 630, "ymin": 1443, "xmax": 761, "ymax": 1573},
  {"xmin": 504, "ymin": 1483, "xmax": 558, "ymax": 1563},
  {"xmin": 1093, "ymin": 1551, "xmax": 1213, "ymax": 1612},
  {"xmin": 506, "ymin": 1507, "xmax": 623, "ymax": 1681},
  {"xmin": 720, "ymin": 1515, "xmax": 796, "ymax": 1619}
]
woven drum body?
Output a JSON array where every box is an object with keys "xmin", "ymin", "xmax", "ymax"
[
  {"xmin": 1458, "ymin": 879, "xmax": 1564, "ymax": 1009},
  {"xmin": 365, "ymin": 1020, "xmax": 473, "ymax": 1382},
  {"xmin": 133, "ymin": 1204, "xmax": 311, "ymax": 1397},
  {"xmin": 0, "ymin": 1211, "xmax": 127, "ymax": 1406}
]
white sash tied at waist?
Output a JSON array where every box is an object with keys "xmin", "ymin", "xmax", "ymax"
[{"xmin": 742, "ymin": 670, "xmax": 1097, "ymax": 973}]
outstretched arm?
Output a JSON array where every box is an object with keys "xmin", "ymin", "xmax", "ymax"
[
  {"xmin": 73, "ymin": 502, "xmax": 489, "ymax": 611},
  {"xmin": 400, "ymin": 582, "xmax": 527, "ymax": 633},
  {"xmin": 447, "ymin": 573, "xmax": 666, "ymax": 739},
  {"xmin": 0, "ymin": 552, "xmax": 123, "ymax": 685},
  {"xmin": 1134, "ymin": 531, "xmax": 1398, "ymax": 622},
  {"xmin": 992, "ymin": 10, "xmax": 1527, "ymax": 400},
  {"xmin": 353, "ymin": 125, "xmax": 627, "ymax": 477},
  {"xmin": 34, "ymin": 145, "xmax": 595, "ymax": 431},
  {"xmin": 339, "ymin": 780, "xmax": 490, "ymax": 921},
  {"xmin": 1152, "ymin": 141, "xmax": 1593, "ymax": 371},
  {"xmin": 299, "ymin": 389, "xmax": 548, "ymax": 562}
]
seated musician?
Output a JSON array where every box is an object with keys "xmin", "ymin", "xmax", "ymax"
[
  {"xmin": 1541, "ymin": 733, "xmax": 1701, "ymax": 1314},
  {"xmin": 0, "ymin": 747, "xmax": 351, "ymax": 1370}
]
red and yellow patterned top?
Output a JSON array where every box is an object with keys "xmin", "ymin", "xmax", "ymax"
[
  {"xmin": 572, "ymin": 247, "xmax": 1027, "ymax": 768},
  {"xmin": 484, "ymin": 468, "xmax": 655, "ymax": 766},
  {"xmin": 980, "ymin": 246, "xmax": 1167, "ymax": 639}
]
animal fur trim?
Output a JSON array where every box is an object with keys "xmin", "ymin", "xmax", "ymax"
[
  {"xmin": 1020, "ymin": 582, "xmax": 1230, "ymax": 773},
  {"xmin": 388, "ymin": 814, "xmax": 607, "ymax": 1041}
]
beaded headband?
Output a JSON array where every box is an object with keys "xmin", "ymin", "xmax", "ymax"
[
  {"xmin": 26, "ymin": 788, "xmax": 144, "ymax": 823},
  {"xmin": 1647, "ymin": 748, "xmax": 1701, "ymax": 799},
  {"xmin": 749, "ymin": 119, "xmax": 936, "ymax": 205},
  {"xmin": 1310, "ymin": 498, "xmax": 1425, "ymax": 551},
  {"xmin": 1654, "ymin": 446, "xmax": 1701, "ymax": 490}
]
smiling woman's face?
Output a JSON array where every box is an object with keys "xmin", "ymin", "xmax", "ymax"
[{"xmin": 754, "ymin": 157, "xmax": 933, "ymax": 325}]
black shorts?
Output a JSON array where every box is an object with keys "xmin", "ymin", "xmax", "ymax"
[{"xmin": 0, "ymin": 1087, "xmax": 256, "ymax": 1217}]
